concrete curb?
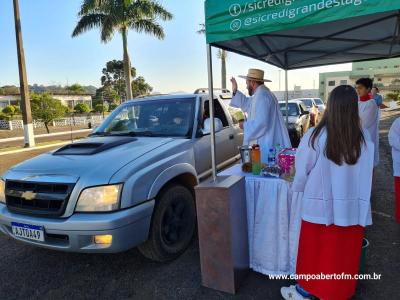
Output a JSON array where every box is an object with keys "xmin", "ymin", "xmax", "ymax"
[
  {"xmin": 0, "ymin": 141, "xmax": 70, "ymax": 156},
  {"xmin": 0, "ymin": 129, "xmax": 91, "ymax": 143}
]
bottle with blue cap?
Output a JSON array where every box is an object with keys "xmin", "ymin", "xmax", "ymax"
[{"xmin": 268, "ymin": 148, "xmax": 276, "ymax": 167}]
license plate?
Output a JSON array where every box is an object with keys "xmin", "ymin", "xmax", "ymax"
[{"xmin": 11, "ymin": 222, "xmax": 44, "ymax": 242}]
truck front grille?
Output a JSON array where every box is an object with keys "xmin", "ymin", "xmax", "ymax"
[{"xmin": 5, "ymin": 180, "xmax": 75, "ymax": 217}]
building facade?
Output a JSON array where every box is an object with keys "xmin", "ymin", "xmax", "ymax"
[
  {"xmin": 0, "ymin": 94, "xmax": 93, "ymax": 110},
  {"xmin": 273, "ymin": 86, "xmax": 319, "ymax": 102},
  {"xmin": 319, "ymin": 58, "xmax": 400, "ymax": 101}
]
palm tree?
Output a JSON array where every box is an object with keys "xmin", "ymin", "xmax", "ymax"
[
  {"xmin": 72, "ymin": 0, "xmax": 173, "ymax": 100},
  {"xmin": 217, "ymin": 49, "xmax": 228, "ymax": 89},
  {"xmin": 198, "ymin": 23, "xmax": 228, "ymax": 89}
]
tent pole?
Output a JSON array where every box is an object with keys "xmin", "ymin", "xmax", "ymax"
[
  {"xmin": 207, "ymin": 44, "xmax": 217, "ymax": 181},
  {"xmin": 285, "ymin": 69, "xmax": 289, "ymax": 126}
]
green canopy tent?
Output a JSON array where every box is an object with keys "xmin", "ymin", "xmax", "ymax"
[{"xmin": 204, "ymin": 0, "xmax": 400, "ymax": 180}]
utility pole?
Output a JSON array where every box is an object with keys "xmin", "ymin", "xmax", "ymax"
[
  {"xmin": 101, "ymin": 91, "xmax": 105, "ymax": 119},
  {"xmin": 278, "ymin": 69, "xmax": 282, "ymax": 91},
  {"xmin": 13, "ymin": 0, "xmax": 35, "ymax": 147}
]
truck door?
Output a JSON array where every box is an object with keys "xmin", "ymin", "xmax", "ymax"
[{"xmin": 193, "ymin": 99, "xmax": 239, "ymax": 175}]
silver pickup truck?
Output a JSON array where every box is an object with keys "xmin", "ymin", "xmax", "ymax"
[{"xmin": 0, "ymin": 93, "xmax": 243, "ymax": 261}]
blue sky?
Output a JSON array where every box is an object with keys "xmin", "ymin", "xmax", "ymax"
[{"xmin": 0, "ymin": 0, "xmax": 351, "ymax": 93}]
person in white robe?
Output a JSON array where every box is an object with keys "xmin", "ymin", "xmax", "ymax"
[
  {"xmin": 230, "ymin": 68, "xmax": 291, "ymax": 162},
  {"xmin": 389, "ymin": 117, "xmax": 400, "ymax": 223},
  {"xmin": 356, "ymin": 78, "xmax": 380, "ymax": 167}
]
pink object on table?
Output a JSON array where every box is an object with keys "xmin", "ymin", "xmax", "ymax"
[{"xmin": 278, "ymin": 148, "xmax": 297, "ymax": 173}]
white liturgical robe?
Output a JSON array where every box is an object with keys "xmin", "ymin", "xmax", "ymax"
[
  {"xmin": 359, "ymin": 99, "xmax": 379, "ymax": 167},
  {"xmin": 230, "ymin": 85, "xmax": 291, "ymax": 162}
]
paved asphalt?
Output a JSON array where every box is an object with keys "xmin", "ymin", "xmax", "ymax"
[{"xmin": 0, "ymin": 111, "xmax": 399, "ymax": 300}]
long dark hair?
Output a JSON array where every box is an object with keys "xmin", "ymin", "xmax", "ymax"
[{"xmin": 310, "ymin": 85, "xmax": 365, "ymax": 165}]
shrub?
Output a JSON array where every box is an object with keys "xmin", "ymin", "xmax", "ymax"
[
  {"xmin": 94, "ymin": 103, "xmax": 108, "ymax": 113},
  {"xmin": 74, "ymin": 103, "xmax": 91, "ymax": 114},
  {"xmin": 2, "ymin": 105, "xmax": 16, "ymax": 115},
  {"xmin": 109, "ymin": 103, "xmax": 118, "ymax": 112}
]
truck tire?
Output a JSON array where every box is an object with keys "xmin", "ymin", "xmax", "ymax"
[{"xmin": 138, "ymin": 184, "xmax": 196, "ymax": 262}]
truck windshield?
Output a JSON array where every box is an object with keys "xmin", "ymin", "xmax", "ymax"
[
  {"xmin": 279, "ymin": 103, "xmax": 299, "ymax": 116},
  {"xmin": 94, "ymin": 98, "xmax": 195, "ymax": 138},
  {"xmin": 301, "ymin": 99, "xmax": 313, "ymax": 108},
  {"xmin": 314, "ymin": 98, "xmax": 324, "ymax": 105}
]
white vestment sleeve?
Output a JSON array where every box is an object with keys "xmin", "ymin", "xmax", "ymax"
[
  {"xmin": 292, "ymin": 130, "xmax": 318, "ymax": 192},
  {"xmin": 230, "ymin": 91, "xmax": 251, "ymax": 113},
  {"xmin": 389, "ymin": 118, "xmax": 400, "ymax": 151},
  {"xmin": 359, "ymin": 101, "xmax": 378, "ymax": 129},
  {"xmin": 243, "ymin": 94, "xmax": 269, "ymax": 144}
]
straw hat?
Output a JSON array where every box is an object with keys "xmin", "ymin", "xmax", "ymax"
[{"xmin": 239, "ymin": 68, "xmax": 271, "ymax": 82}]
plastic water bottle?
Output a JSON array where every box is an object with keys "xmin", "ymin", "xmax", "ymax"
[{"xmin": 268, "ymin": 148, "xmax": 276, "ymax": 166}]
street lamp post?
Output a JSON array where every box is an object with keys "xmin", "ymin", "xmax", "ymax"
[{"xmin": 13, "ymin": 0, "xmax": 35, "ymax": 147}]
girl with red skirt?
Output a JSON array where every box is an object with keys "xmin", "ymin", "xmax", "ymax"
[
  {"xmin": 389, "ymin": 117, "xmax": 400, "ymax": 224},
  {"xmin": 281, "ymin": 85, "xmax": 375, "ymax": 300}
]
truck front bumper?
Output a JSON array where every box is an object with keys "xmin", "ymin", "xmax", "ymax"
[{"xmin": 0, "ymin": 200, "xmax": 154, "ymax": 253}]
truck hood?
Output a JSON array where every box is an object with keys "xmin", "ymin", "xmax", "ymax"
[{"xmin": 5, "ymin": 136, "xmax": 178, "ymax": 183}]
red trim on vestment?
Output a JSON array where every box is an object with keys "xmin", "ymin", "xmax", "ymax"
[
  {"xmin": 296, "ymin": 221, "xmax": 364, "ymax": 300},
  {"xmin": 359, "ymin": 94, "xmax": 373, "ymax": 102}
]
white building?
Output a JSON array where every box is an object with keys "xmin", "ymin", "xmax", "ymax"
[
  {"xmin": 273, "ymin": 86, "xmax": 319, "ymax": 102},
  {"xmin": 0, "ymin": 94, "xmax": 93, "ymax": 110}
]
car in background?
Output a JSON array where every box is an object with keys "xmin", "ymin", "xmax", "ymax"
[
  {"xmin": 279, "ymin": 100, "xmax": 310, "ymax": 147},
  {"xmin": 0, "ymin": 93, "xmax": 243, "ymax": 262},
  {"xmin": 313, "ymin": 98, "xmax": 326, "ymax": 114},
  {"xmin": 296, "ymin": 98, "xmax": 320, "ymax": 127}
]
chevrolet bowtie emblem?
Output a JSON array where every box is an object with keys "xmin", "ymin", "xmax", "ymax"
[{"xmin": 21, "ymin": 191, "xmax": 36, "ymax": 201}]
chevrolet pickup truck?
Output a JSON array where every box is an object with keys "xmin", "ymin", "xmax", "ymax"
[{"xmin": 0, "ymin": 93, "xmax": 243, "ymax": 261}]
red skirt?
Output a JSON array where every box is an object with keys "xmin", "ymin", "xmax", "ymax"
[
  {"xmin": 394, "ymin": 177, "xmax": 400, "ymax": 224},
  {"xmin": 296, "ymin": 221, "xmax": 364, "ymax": 300}
]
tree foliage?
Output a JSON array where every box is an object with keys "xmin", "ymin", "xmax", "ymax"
[
  {"xmin": 0, "ymin": 85, "xmax": 20, "ymax": 95},
  {"xmin": 94, "ymin": 103, "xmax": 108, "ymax": 113},
  {"xmin": 72, "ymin": 0, "xmax": 173, "ymax": 43},
  {"xmin": 98, "ymin": 59, "xmax": 153, "ymax": 102},
  {"xmin": 109, "ymin": 103, "xmax": 118, "ymax": 112},
  {"xmin": 132, "ymin": 76, "xmax": 153, "ymax": 98},
  {"xmin": 101, "ymin": 60, "xmax": 136, "ymax": 100},
  {"xmin": 67, "ymin": 83, "xmax": 86, "ymax": 94},
  {"xmin": 386, "ymin": 92, "xmax": 400, "ymax": 101},
  {"xmin": 74, "ymin": 103, "xmax": 91, "ymax": 114},
  {"xmin": 2, "ymin": 105, "xmax": 16, "ymax": 115},
  {"xmin": 31, "ymin": 93, "xmax": 67, "ymax": 133},
  {"xmin": 72, "ymin": 0, "xmax": 173, "ymax": 98}
]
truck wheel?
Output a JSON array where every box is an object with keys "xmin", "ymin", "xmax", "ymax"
[{"xmin": 138, "ymin": 184, "xmax": 196, "ymax": 262}]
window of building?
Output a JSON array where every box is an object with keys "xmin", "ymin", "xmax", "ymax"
[
  {"xmin": 340, "ymin": 80, "xmax": 347, "ymax": 85},
  {"xmin": 356, "ymin": 68, "xmax": 364, "ymax": 71},
  {"xmin": 320, "ymin": 81, "xmax": 324, "ymax": 85},
  {"xmin": 328, "ymin": 80, "xmax": 336, "ymax": 86},
  {"xmin": 377, "ymin": 78, "xmax": 382, "ymax": 82},
  {"xmin": 394, "ymin": 65, "xmax": 399, "ymax": 68}
]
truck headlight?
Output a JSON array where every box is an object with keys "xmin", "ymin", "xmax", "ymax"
[
  {"xmin": 0, "ymin": 180, "xmax": 5, "ymax": 204},
  {"xmin": 75, "ymin": 184, "xmax": 122, "ymax": 212}
]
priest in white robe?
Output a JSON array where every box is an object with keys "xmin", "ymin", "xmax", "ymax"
[{"xmin": 230, "ymin": 68, "xmax": 291, "ymax": 162}]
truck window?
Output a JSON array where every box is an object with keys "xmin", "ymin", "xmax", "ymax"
[{"xmin": 203, "ymin": 100, "xmax": 229, "ymax": 128}]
